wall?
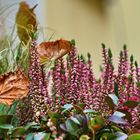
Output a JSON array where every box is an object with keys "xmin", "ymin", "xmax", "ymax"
[{"xmin": 45, "ymin": 0, "xmax": 140, "ymax": 76}]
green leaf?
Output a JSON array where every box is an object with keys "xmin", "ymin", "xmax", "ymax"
[
  {"xmin": 70, "ymin": 116, "xmax": 80, "ymax": 125},
  {"xmin": 0, "ymin": 48, "xmax": 8, "ymax": 60},
  {"xmin": 24, "ymin": 122, "xmax": 38, "ymax": 130},
  {"xmin": 111, "ymin": 126, "xmax": 123, "ymax": 132},
  {"xmin": 34, "ymin": 132, "xmax": 46, "ymax": 140},
  {"xmin": 95, "ymin": 116, "xmax": 105, "ymax": 126},
  {"xmin": 7, "ymin": 100, "xmax": 19, "ymax": 115},
  {"xmin": 84, "ymin": 109, "xmax": 94, "ymax": 113},
  {"xmin": 44, "ymin": 133, "xmax": 51, "ymax": 140},
  {"xmin": 114, "ymin": 82, "xmax": 119, "ymax": 98},
  {"xmin": 80, "ymin": 135, "xmax": 90, "ymax": 140},
  {"xmin": 101, "ymin": 132, "xmax": 117, "ymax": 140},
  {"xmin": 124, "ymin": 100, "xmax": 138, "ymax": 108},
  {"xmin": 0, "ymin": 124, "xmax": 13, "ymax": 129},
  {"xmin": 62, "ymin": 104, "xmax": 73, "ymax": 113},
  {"xmin": 0, "ymin": 115, "xmax": 13, "ymax": 125},
  {"xmin": 48, "ymin": 111, "xmax": 62, "ymax": 120},
  {"xmin": 70, "ymin": 39, "xmax": 76, "ymax": 46},
  {"xmin": 66, "ymin": 119, "xmax": 79, "ymax": 136},
  {"xmin": 73, "ymin": 104, "xmax": 85, "ymax": 115},
  {"xmin": 115, "ymin": 132, "xmax": 128, "ymax": 140},
  {"xmin": 30, "ymin": 125, "xmax": 40, "ymax": 130},
  {"xmin": 25, "ymin": 133, "xmax": 34, "ymax": 140},
  {"xmin": 127, "ymin": 134, "xmax": 140, "ymax": 140},
  {"xmin": 0, "ymin": 104, "xmax": 8, "ymax": 115},
  {"xmin": 12, "ymin": 127, "xmax": 26, "ymax": 137}
]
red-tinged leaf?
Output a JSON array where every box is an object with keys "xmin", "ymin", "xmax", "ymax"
[
  {"xmin": 105, "ymin": 94, "xmax": 119, "ymax": 109},
  {"xmin": 124, "ymin": 100, "xmax": 138, "ymax": 108},
  {"xmin": 117, "ymin": 109, "xmax": 132, "ymax": 123}
]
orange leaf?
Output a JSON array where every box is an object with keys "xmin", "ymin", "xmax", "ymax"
[
  {"xmin": 0, "ymin": 69, "xmax": 29, "ymax": 105},
  {"xmin": 16, "ymin": 2, "xmax": 37, "ymax": 44},
  {"xmin": 36, "ymin": 39, "xmax": 73, "ymax": 65}
]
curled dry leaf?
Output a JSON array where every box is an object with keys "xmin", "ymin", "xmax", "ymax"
[
  {"xmin": 16, "ymin": 1, "xmax": 37, "ymax": 44},
  {"xmin": 36, "ymin": 39, "xmax": 73, "ymax": 65},
  {"xmin": 0, "ymin": 69, "xmax": 29, "ymax": 105}
]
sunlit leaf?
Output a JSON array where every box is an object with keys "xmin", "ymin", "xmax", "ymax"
[
  {"xmin": 34, "ymin": 132, "xmax": 46, "ymax": 140},
  {"xmin": 0, "ymin": 69, "xmax": 29, "ymax": 105},
  {"xmin": 108, "ymin": 115, "xmax": 127, "ymax": 124},
  {"xmin": 108, "ymin": 94, "xmax": 119, "ymax": 105},
  {"xmin": 115, "ymin": 132, "xmax": 128, "ymax": 140},
  {"xmin": 84, "ymin": 109, "xmax": 94, "ymax": 113},
  {"xmin": 70, "ymin": 116, "xmax": 80, "ymax": 125},
  {"xmin": 80, "ymin": 135, "xmax": 90, "ymax": 140},
  {"xmin": 36, "ymin": 39, "xmax": 73, "ymax": 65},
  {"xmin": 111, "ymin": 126, "xmax": 123, "ymax": 132},
  {"xmin": 101, "ymin": 132, "xmax": 117, "ymax": 140},
  {"xmin": 62, "ymin": 104, "xmax": 73, "ymax": 113},
  {"xmin": 127, "ymin": 134, "xmax": 140, "ymax": 140},
  {"xmin": 113, "ymin": 111, "xmax": 125, "ymax": 118},
  {"xmin": 105, "ymin": 94, "xmax": 119, "ymax": 109},
  {"xmin": 90, "ymin": 116, "xmax": 105, "ymax": 131},
  {"xmin": 44, "ymin": 133, "xmax": 51, "ymax": 140},
  {"xmin": 0, "ymin": 124, "xmax": 13, "ymax": 129},
  {"xmin": 16, "ymin": 2, "xmax": 37, "ymax": 44}
]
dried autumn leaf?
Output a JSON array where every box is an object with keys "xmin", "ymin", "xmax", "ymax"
[
  {"xmin": 36, "ymin": 39, "xmax": 73, "ymax": 65},
  {"xmin": 0, "ymin": 69, "xmax": 29, "ymax": 105},
  {"xmin": 16, "ymin": 1, "xmax": 37, "ymax": 44}
]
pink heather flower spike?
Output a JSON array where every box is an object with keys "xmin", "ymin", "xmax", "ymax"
[{"xmin": 47, "ymin": 44, "xmax": 139, "ymax": 129}]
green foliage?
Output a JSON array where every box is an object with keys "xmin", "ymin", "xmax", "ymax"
[
  {"xmin": 0, "ymin": 101, "xmax": 139, "ymax": 139},
  {"xmin": 114, "ymin": 82, "xmax": 119, "ymax": 98},
  {"xmin": 127, "ymin": 134, "xmax": 140, "ymax": 140}
]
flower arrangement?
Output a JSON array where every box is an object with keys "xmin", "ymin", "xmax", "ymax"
[{"xmin": 0, "ymin": 1, "xmax": 139, "ymax": 140}]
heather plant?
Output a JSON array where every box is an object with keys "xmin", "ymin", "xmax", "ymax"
[
  {"xmin": 49, "ymin": 44, "xmax": 139, "ymax": 127},
  {"xmin": 0, "ymin": 1, "xmax": 140, "ymax": 140}
]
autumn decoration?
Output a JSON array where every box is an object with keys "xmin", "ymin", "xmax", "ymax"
[
  {"xmin": 0, "ymin": 69, "xmax": 29, "ymax": 105},
  {"xmin": 0, "ymin": 1, "xmax": 139, "ymax": 140}
]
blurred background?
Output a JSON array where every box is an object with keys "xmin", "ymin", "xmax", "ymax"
[{"xmin": 0, "ymin": 0, "xmax": 140, "ymax": 76}]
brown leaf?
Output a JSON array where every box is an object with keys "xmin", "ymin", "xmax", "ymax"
[
  {"xmin": 16, "ymin": 1, "xmax": 37, "ymax": 44},
  {"xmin": 36, "ymin": 39, "xmax": 73, "ymax": 65},
  {"xmin": 0, "ymin": 69, "xmax": 29, "ymax": 105}
]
